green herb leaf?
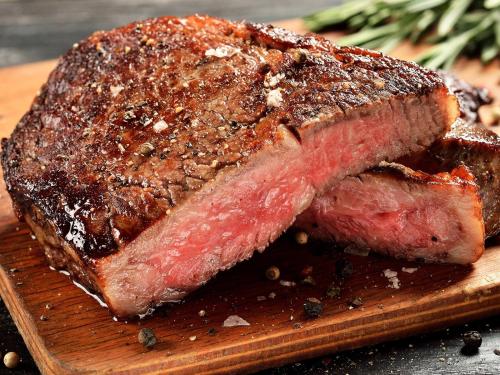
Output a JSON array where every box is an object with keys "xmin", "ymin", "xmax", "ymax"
[
  {"xmin": 303, "ymin": 0, "xmax": 499, "ymax": 69},
  {"xmin": 437, "ymin": 0, "xmax": 473, "ymax": 36}
]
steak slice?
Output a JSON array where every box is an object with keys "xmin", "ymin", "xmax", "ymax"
[
  {"xmin": 1, "ymin": 15, "xmax": 458, "ymax": 317},
  {"xmin": 400, "ymin": 74, "xmax": 499, "ymax": 237},
  {"xmin": 297, "ymin": 74, "xmax": 496, "ymax": 264},
  {"xmin": 296, "ymin": 163, "xmax": 484, "ymax": 264}
]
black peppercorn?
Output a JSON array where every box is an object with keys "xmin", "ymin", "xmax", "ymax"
[
  {"xmin": 304, "ymin": 297, "xmax": 323, "ymax": 318},
  {"xmin": 138, "ymin": 328, "xmax": 157, "ymax": 349},
  {"xmin": 462, "ymin": 331, "xmax": 482, "ymax": 354},
  {"xmin": 326, "ymin": 282, "xmax": 341, "ymax": 298}
]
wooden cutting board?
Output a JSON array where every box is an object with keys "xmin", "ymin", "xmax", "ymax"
[{"xmin": 0, "ymin": 19, "xmax": 499, "ymax": 375}]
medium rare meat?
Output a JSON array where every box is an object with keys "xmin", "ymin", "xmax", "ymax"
[
  {"xmin": 401, "ymin": 74, "xmax": 499, "ymax": 237},
  {"xmin": 296, "ymin": 163, "xmax": 484, "ymax": 264},
  {"xmin": 297, "ymin": 74, "xmax": 496, "ymax": 264},
  {"xmin": 1, "ymin": 15, "xmax": 458, "ymax": 317}
]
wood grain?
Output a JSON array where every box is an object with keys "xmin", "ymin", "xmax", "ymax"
[{"xmin": 0, "ymin": 19, "xmax": 499, "ymax": 375}]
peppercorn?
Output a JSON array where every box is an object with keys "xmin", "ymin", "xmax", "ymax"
[
  {"xmin": 138, "ymin": 328, "xmax": 157, "ymax": 349},
  {"xmin": 295, "ymin": 231, "xmax": 308, "ymax": 245},
  {"xmin": 336, "ymin": 259, "xmax": 353, "ymax": 278},
  {"xmin": 265, "ymin": 266, "xmax": 280, "ymax": 281},
  {"xmin": 3, "ymin": 352, "xmax": 20, "ymax": 369},
  {"xmin": 348, "ymin": 296, "xmax": 363, "ymax": 309},
  {"xmin": 326, "ymin": 282, "xmax": 341, "ymax": 298},
  {"xmin": 462, "ymin": 331, "xmax": 482, "ymax": 354},
  {"xmin": 304, "ymin": 297, "xmax": 323, "ymax": 318}
]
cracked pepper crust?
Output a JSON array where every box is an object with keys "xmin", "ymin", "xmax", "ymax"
[{"xmin": 2, "ymin": 15, "xmax": 450, "ymax": 261}]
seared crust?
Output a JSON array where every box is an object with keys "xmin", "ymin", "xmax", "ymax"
[
  {"xmin": 1, "ymin": 15, "xmax": 450, "ymax": 260},
  {"xmin": 372, "ymin": 162, "xmax": 478, "ymax": 188}
]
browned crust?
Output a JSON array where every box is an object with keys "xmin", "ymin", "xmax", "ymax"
[
  {"xmin": 1, "ymin": 15, "xmax": 452, "ymax": 260},
  {"xmin": 24, "ymin": 206, "xmax": 100, "ymax": 294},
  {"xmin": 371, "ymin": 162, "xmax": 478, "ymax": 192}
]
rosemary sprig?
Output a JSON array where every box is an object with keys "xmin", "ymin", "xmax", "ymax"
[{"xmin": 303, "ymin": 0, "xmax": 500, "ymax": 69}]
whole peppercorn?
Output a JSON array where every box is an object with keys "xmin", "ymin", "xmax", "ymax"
[
  {"xmin": 138, "ymin": 328, "xmax": 157, "ymax": 349},
  {"xmin": 294, "ymin": 231, "xmax": 309, "ymax": 245},
  {"xmin": 3, "ymin": 352, "xmax": 20, "ymax": 369},
  {"xmin": 348, "ymin": 296, "xmax": 363, "ymax": 309},
  {"xmin": 326, "ymin": 282, "xmax": 341, "ymax": 298},
  {"xmin": 304, "ymin": 297, "xmax": 323, "ymax": 318},
  {"xmin": 265, "ymin": 266, "xmax": 280, "ymax": 281},
  {"xmin": 462, "ymin": 331, "xmax": 482, "ymax": 354},
  {"xmin": 336, "ymin": 259, "xmax": 353, "ymax": 278}
]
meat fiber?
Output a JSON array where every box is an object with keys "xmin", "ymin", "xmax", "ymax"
[
  {"xmin": 1, "ymin": 15, "xmax": 458, "ymax": 317},
  {"xmin": 297, "ymin": 74, "xmax": 496, "ymax": 264}
]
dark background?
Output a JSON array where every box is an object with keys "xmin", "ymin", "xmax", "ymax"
[{"xmin": 0, "ymin": 1, "xmax": 499, "ymax": 374}]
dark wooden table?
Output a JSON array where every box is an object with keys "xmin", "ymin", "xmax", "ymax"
[{"xmin": 0, "ymin": 1, "xmax": 499, "ymax": 374}]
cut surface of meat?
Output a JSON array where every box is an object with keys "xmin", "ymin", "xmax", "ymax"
[
  {"xmin": 297, "ymin": 73, "xmax": 496, "ymax": 264},
  {"xmin": 1, "ymin": 15, "xmax": 458, "ymax": 316},
  {"xmin": 296, "ymin": 163, "xmax": 484, "ymax": 264}
]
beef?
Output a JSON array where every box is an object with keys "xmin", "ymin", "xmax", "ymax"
[
  {"xmin": 1, "ymin": 15, "xmax": 457, "ymax": 317},
  {"xmin": 297, "ymin": 73, "xmax": 496, "ymax": 264},
  {"xmin": 400, "ymin": 74, "xmax": 499, "ymax": 237},
  {"xmin": 296, "ymin": 163, "xmax": 484, "ymax": 264}
]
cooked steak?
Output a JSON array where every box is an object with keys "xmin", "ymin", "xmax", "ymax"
[
  {"xmin": 296, "ymin": 163, "xmax": 484, "ymax": 264},
  {"xmin": 297, "ymin": 73, "xmax": 496, "ymax": 264},
  {"xmin": 1, "ymin": 15, "xmax": 457, "ymax": 317},
  {"xmin": 400, "ymin": 74, "xmax": 499, "ymax": 237}
]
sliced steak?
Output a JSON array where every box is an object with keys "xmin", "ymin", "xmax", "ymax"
[
  {"xmin": 1, "ymin": 15, "xmax": 457, "ymax": 317},
  {"xmin": 400, "ymin": 74, "xmax": 499, "ymax": 237},
  {"xmin": 297, "ymin": 74, "xmax": 496, "ymax": 264},
  {"xmin": 296, "ymin": 163, "xmax": 484, "ymax": 264}
]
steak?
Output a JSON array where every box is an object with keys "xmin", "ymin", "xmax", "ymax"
[
  {"xmin": 400, "ymin": 73, "xmax": 499, "ymax": 237},
  {"xmin": 297, "ymin": 73, "xmax": 496, "ymax": 264},
  {"xmin": 1, "ymin": 15, "xmax": 457, "ymax": 317},
  {"xmin": 296, "ymin": 163, "xmax": 484, "ymax": 264}
]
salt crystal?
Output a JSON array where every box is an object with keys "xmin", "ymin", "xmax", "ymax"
[
  {"xmin": 153, "ymin": 120, "xmax": 169, "ymax": 133},
  {"xmin": 402, "ymin": 267, "xmax": 418, "ymax": 274},
  {"xmin": 279, "ymin": 280, "xmax": 296, "ymax": 287},
  {"xmin": 223, "ymin": 315, "xmax": 250, "ymax": 327},
  {"xmin": 205, "ymin": 45, "xmax": 240, "ymax": 58},
  {"xmin": 383, "ymin": 269, "xmax": 401, "ymax": 289},
  {"xmin": 110, "ymin": 85, "xmax": 124, "ymax": 97},
  {"xmin": 267, "ymin": 89, "xmax": 283, "ymax": 107}
]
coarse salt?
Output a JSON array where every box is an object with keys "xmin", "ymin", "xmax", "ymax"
[
  {"xmin": 153, "ymin": 120, "xmax": 169, "ymax": 132},
  {"xmin": 383, "ymin": 269, "xmax": 401, "ymax": 289},
  {"xmin": 267, "ymin": 89, "xmax": 283, "ymax": 107},
  {"xmin": 223, "ymin": 315, "xmax": 250, "ymax": 327},
  {"xmin": 205, "ymin": 45, "xmax": 240, "ymax": 58},
  {"xmin": 110, "ymin": 85, "xmax": 124, "ymax": 97},
  {"xmin": 402, "ymin": 267, "xmax": 418, "ymax": 274}
]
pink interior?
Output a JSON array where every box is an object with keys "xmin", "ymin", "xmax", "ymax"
[
  {"xmin": 297, "ymin": 172, "xmax": 484, "ymax": 264},
  {"xmin": 97, "ymin": 95, "xmax": 453, "ymax": 316}
]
